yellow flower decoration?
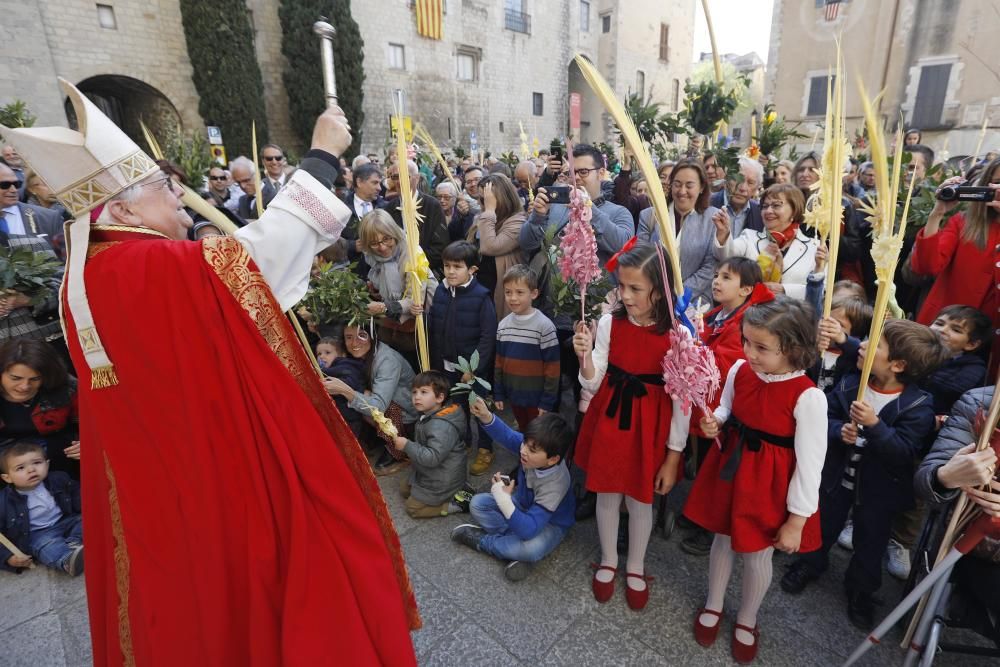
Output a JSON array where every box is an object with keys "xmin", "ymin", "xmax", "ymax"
[{"xmin": 765, "ymin": 111, "xmax": 777, "ymax": 124}]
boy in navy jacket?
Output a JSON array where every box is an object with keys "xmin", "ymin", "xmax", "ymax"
[
  {"xmin": 923, "ymin": 305, "xmax": 990, "ymax": 415},
  {"xmin": 1, "ymin": 442, "xmax": 83, "ymax": 575},
  {"xmin": 427, "ymin": 241, "xmax": 498, "ymax": 475},
  {"xmin": 451, "ymin": 398, "xmax": 575, "ymax": 582},
  {"xmin": 780, "ymin": 320, "xmax": 945, "ymax": 630}
]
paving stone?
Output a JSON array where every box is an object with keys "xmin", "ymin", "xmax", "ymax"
[
  {"xmin": 58, "ymin": 597, "xmax": 93, "ymax": 667},
  {"xmin": 0, "ymin": 613, "xmax": 66, "ymax": 667},
  {"xmin": 0, "ymin": 566, "xmax": 53, "ymax": 633}
]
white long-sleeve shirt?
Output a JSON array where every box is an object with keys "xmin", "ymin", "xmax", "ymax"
[
  {"xmin": 579, "ymin": 313, "xmax": 690, "ymax": 452},
  {"xmin": 712, "ymin": 227, "xmax": 820, "ymax": 301},
  {"xmin": 713, "ymin": 359, "xmax": 828, "ymax": 517},
  {"xmin": 234, "ymin": 170, "xmax": 352, "ymax": 310}
]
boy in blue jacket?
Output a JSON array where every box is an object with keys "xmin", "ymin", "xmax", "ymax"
[
  {"xmin": 0, "ymin": 442, "xmax": 83, "ymax": 575},
  {"xmin": 427, "ymin": 240, "xmax": 498, "ymax": 475},
  {"xmin": 780, "ymin": 320, "xmax": 945, "ymax": 630},
  {"xmin": 451, "ymin": 397, "xmax": 575, "ymax": 582},
  {"xmin": 923, "ymin": 305, "xmax": 990, "ymax": 415}
]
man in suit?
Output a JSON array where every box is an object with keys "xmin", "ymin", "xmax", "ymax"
[
  {"xmin": 1, "ymin": 145, "xmax": 27, "ymax": 201},
  {"xmin": 0, "ymin": 162, "xmax": 66, "ymax": 344},
  {"xmin": 260, "ymin": 144, "xmax": 289, "ymax": 192},
  {"xmin": 709, "ymin": 156, "xmax": 764, "ymax": 237},
  {"xmin": 340, "ymin": 163, "xmax": 385, "ymax": 276},
  {"xmin": 230, "ymin": 157, "xmax": 275, "ymax": 221},
  {"xmin": 382, "ymin": 160, "xmax": 450, "ymax": 277}
]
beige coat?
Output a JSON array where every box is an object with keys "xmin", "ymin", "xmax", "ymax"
[{"xmin": 475, "ymin": 210, "xmax": 526, "ymax": 319}]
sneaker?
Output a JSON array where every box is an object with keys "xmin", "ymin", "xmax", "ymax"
[
  {"xmin": 451, "ymin": 524, "xmax": 485, "ymax": 551},
  {"xmin": 837, "ymin": 521, "xmax": 854, "ymax": 550},
  {"xmin": 886, "ymin": 539, "xmax": 911, "ymax": 580},
  {"xmin": 680, "ymin": 527, "xmax": 713, "ymax": 556},
  {"xmin": 469, "ymin": 449, "xmax": 495, "ymax": 476},
  {"xmin": 452, "ymin": 488, "xmax": 474, "ymax": 513},
  {"xmin": 64, "ymin": 545, "xmax": 84, "ymax": 577},
  {"xmin": 779, "ymin": 560, "xmax": 819, "ymax": 595},
  {"xmin": 504, "ymin": 560, "xmax": 532, "ymax": 582}
]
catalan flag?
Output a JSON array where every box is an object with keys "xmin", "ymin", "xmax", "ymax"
[{"xmin": 415, "ymin": 0, "xmax": 443, "ymax": 40}]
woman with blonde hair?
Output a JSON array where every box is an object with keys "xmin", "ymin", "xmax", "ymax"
[
  {"xmin": 469, "ymin": 173, "xmax": 526, "ymax": 318},
  {"xmin": 359, "ymin": 209, "xmax": 437, "ymax": 363}
]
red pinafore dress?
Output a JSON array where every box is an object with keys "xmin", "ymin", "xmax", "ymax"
[
  {"xmin": 575, "ymin": 317, "xmax": 673, "ymax": 504},
  {"xmin": 684, "ymin": 362, "xmax": 822, "ymax": 553}
]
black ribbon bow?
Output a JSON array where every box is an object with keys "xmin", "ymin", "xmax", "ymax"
[
  {"xmin": 604, "ymin": 363, "xmax": 664, "ymax": 430},
  {"xmin": 719, "ymin": 418, "xmax": 796, "ymax": 481}
]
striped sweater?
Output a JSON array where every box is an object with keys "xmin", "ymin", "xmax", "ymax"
[{"xmin": 494, "ymin": 309, "xmax": 561, "ymax": 411}]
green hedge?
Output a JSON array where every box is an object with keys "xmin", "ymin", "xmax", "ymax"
[
  {"xmin": 178, "ymin": 0, "xmax": 269, "ymax": 158},
  {"xmin": 279, "ymin": 0, "xmax": 365, "ymax": 158}
]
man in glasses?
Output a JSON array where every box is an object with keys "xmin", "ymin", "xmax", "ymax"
[
  {"xmin": 1, "ymin": 144, "xmax": 26, "ymax": 200},
  {"xmin": 0, "ymin": 162, "xmax": 65, "ymax": 345},
  {"xmin": 0, "ymin": 82, "xmax": 419, "ymax": 664},
  {"xmin": 260, "ymin": 143, "xmax": 289, "ymax": 192},
  {"xmin": 230, "ymin": 156, "xmax": 275, "ymax": 221},
  {"xmin": 197, "ymin": 165, "xmax": 247, "ymax": 233}
]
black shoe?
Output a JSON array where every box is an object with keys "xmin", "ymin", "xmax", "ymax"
[
  {"xmin": 846, "ymin": 589, "xmax": 875, "ymax": 631},
  {"xmin": 451, "ymin": 524, "xmax": 485, "ymax": 551},
  {"xmin": 617, "ymin": 512, "xmax": 629, "ymax": 555},
  {"xmin": 780, "ymin": 561, "xmax": 820, "ymax": 595},
  {"xmin": 680, "ymin": 527, "xmax": 713, "ymax": 556},
  {"xmin": 504, "ymin": 560, "xmax": 532, "ymax": 582},
  {"xmin": 575, "ymin": 490, "xmax": 597, "ymax": 521},
  {"xmin": 64, "ymin": 545, "xmax": 84, "ymax": 577}
]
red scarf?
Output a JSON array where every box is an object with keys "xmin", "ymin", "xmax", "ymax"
[{"xmin": 769, "ymin": 222, "xmax": 800, "ymax": 248}]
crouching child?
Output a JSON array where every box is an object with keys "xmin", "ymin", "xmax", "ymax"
[
  {"xmin": 392, "ymin": 372, "xmax": 470, "ymax": 518},
  {"xmin": 451, "ymin": 397, "xmax": 575, "ymax": 581},
  {"xmin": 0, "ymin": 442, "xmax": 84, "ymax": 576}
]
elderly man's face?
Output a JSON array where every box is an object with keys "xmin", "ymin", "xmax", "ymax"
[
  {"xmin": 0, "ymin": 165, "xmax": 21, "ymax": 208},
  {"xmin": 355, "ymin": 173, "xmax": 381, "ymax": 201},
  {"xmin": 112, "ymin": 172, "xmax": 192, "ymax": 240},
  {"xmin": 728, "ymin": 166, "xmax": 760, "ymax": 210},
  {"xmin": 514, "ymin": 165, "xmax": 535, "ymax": 191},
  {"xmin": 860, "ymin": 167, "xmax": 876, "ymax": 188},
  {"xmin": 208, "ymin": 168, "xmax": 229, "ymax": 195},
  {"xmin": 1, "ymin": 146, "xmax": 23, "ymax": 169},
  {"xmin": 231, "ymin": 167, "xmax": 256, "ymax": 196},
  {"xmin": 261, "ymin": 147, "xmax": 285, "ymax": 178}
]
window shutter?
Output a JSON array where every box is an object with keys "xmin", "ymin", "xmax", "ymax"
[
  {"xmin": 659, "ymin": 24, "xmax": 669, "ymax": 61},
  {"xmin": 912, "ymin": 64, "xmax": 951, "ymax": 129},
  {"xmin": 806, "ymin": 75, "xmax": 831, "ymax": 116}
]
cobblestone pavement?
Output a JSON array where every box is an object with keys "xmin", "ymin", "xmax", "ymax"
[{"xmin": 2, "ymin": 443, "xmax": 996, "ymax": 666}]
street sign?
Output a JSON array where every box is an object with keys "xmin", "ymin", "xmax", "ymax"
[
  {"xmin": 390, "ymin": 115, "xmax": 414, "ymax": 142},
  {"xmin": 210, "ymin": 145, "xmax": 227, "ymax": 166},
  {"xmin": 470, "ymin": 129, "xmax": 478, "ymax": 152},
  {"xmin": 206, "ymin": 126, "xmax": 223, "ymax": 145},
  {"xmin": 569, "ymin": 93, "xmax": 581, "ymax": 132}
]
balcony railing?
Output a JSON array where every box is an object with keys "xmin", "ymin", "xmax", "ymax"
[{"xmin": 504, "ymin": 9, "xmax": 531, "ymax": 34}]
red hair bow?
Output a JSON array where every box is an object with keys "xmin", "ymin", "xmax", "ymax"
[{"xmin": 605, "ymin": 236, "xmax": 638, "ymax": 273}]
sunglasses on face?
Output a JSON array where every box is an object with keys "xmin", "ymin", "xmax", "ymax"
[
  {"xmin": 0, "ymin": 180, "xmax": 23, "ymax": 191},
  {"xmin": 263, "ymin": 155, "xmax": 284, "ymax": 162},
  {"xmin": 208, "ymin": 175, "xmax": 227, "ymax": 181}
]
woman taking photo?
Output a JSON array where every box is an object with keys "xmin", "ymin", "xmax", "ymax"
[
  {"xmin": 713, "ymin": 183, "xmax": 824, "ymax": 300},
  {"xmin": 0, "ymin": 339, "xmax": 79, "ymax": 479},
  {"xmin": 324, "ymin": 324, "xmax": 419, "ymax": 476},
  {"xmin": 636, "ymin": 158, "xmax": 721, "ymax": 305},
  {"xmin": 471, "ymin": 174, "xmax": 526, "ymax": 319},
  {"xmin": 911, "ymin": 157, "xmax": 1000, "ymax": 373}
]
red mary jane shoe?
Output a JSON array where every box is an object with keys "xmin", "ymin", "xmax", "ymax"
[
  {"xmin": 731, "ymin": 623, "xmax": 760, "ymax": 664},
  {"xmin": 693, "ymin": 608, "xmax": 723, "ymax": 647},
  {"xmin": 591, "ymin": 564, "xmax": 617, "ymax": 603},
  {"xmin": 625, "ymin": 572, "xmax": 653, "ymax": 610}
]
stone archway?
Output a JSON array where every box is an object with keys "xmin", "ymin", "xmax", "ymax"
[{"xmin": 66, "ymin": 75, "xmax": 182, "ymax": 148}]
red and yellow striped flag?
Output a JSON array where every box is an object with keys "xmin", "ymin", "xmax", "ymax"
[{"xmin": 415, "ymin": 0, "xmax": 443, "ymax": 40}]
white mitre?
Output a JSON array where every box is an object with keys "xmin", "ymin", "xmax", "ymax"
[{"xmin": 0, "ymin": 78, "xmax": 161, "ymax": 389}]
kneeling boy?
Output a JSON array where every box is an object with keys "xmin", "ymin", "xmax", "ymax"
[{"xmin": 451, "ymin": 398, "xmax": 575, "ymax": 581}]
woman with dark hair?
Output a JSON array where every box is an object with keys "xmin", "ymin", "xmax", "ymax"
[
  {"xmin": 635, "ymin": 158, "xmax": 721, "ymax": 305},
  {"xmin": 0, "ymin": 339, "xmax": 79, "ymax": 479},
  {"xmin": 910, "ymin": 156, "xmax": 1000, "ymax": 374},
  {"xmin": 324, "ymin": 324, "xmax": 418, "ymax": 476},
  {"xmin": 470, "ymin": 173, "xmax": 526, "ymax": 318}
]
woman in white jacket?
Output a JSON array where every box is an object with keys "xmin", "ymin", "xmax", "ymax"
[{"xmin": 711, "ymin": 183, "xmax": 823, "ymax": 301}]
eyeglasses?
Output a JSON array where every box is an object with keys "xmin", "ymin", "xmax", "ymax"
[
  {"xmin": 369, "ymin": 237, "xmax": 396, "ymax": 249},
  {"xmin": 140, "ymin": 175, "xmax": 176, "ymax": 193},
  {"xmin": 208, "ymin": 175, "xmax": 227, "ymax": 181},
  {"xmin": 760, "ymin": 201, "xmax": 786, "ymax": 210},
  {"xmin": 560, "ymin": 167, "xmax": 598, "ymax": 179},
  {"xmin": 262, "ymin": 155, "xmax": 284, "ymax": 162},
  {"xmin": 0, "ymin": 180, "xmax": 22, "ymax": 191}
]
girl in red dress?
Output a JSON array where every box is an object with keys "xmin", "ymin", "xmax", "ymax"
[
  {"xmin": 573, "ymin": 243, "xmax": 690, "ymax": 611},
  {"xmin": 684, "ymin": 297, "xmax": 827, "ymax": 664}
]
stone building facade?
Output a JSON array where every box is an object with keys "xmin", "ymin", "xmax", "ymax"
[
  {"xmin": 1, "ymin": 0, "xmax": 694, "ymax": 160},
  {"xmin": 766, "ymin": 0, "xmax": 1000, "ymax": 161}
]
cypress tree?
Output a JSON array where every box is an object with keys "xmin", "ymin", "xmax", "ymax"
[
  {"xmin": 178, "ymin": 0, "xmax": 269, "ymax": 158},
  {"xmin": 279, "ymin": 0, "xmax": 365, "ymax": 158}
]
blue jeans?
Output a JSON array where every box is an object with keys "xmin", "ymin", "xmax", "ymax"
[
  {"xmin": 470, "ymin": 493, "xmax": 566, "ymax": 563},
  {"xmin": 28, "ymin": 514, "xmax": 82, "ymax": 570}
]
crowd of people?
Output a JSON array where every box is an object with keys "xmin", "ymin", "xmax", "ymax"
[{"xmin": 1, "ymin": 119, "xmax": 999, "ymax": 664}]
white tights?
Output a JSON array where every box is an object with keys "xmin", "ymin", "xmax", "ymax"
[
  {"xmin": 595, "ymin": 492, "xmax": 653, "ymax": 591},
  {"xmin": 701, "ymin": 534, "xmax": 773, "ymax": 643}
]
